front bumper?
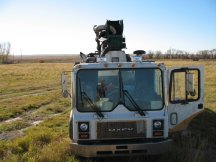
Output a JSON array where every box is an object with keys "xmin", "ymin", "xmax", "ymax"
[{"xmin": 70, "ymin": 139, "xmax": 173, "ymax": 157}]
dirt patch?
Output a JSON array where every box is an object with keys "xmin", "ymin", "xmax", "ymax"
[
  {"xmin": 0, "ymin": 117, "xmax": 22, "ymax": 124},
  {"xmin": 0, "ymin": 130, "xmax": 24, "ymax": 140},
  {"xmin": 32, "ymin": 120, "xmax": 43, "ymax": 126},
  {"xmin": 0, "ymin": 112, "xmax": 62, "ymax": 140}
]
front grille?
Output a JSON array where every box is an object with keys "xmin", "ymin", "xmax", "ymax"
[{"xmin": 97, "ymin": 121, "xmax": 146, "ymax": 139}]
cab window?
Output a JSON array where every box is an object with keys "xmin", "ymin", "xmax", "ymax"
[{"xmin": 170, "ymin": 69, "xmax": 199, "ymax": 103}]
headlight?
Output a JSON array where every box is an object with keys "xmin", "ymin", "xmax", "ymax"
[
  {"xmin": 154, "ymin": 121, "xmax": 162, "ymax": 129},
  {"xmin": 153, "ymin": 120, "xmax": 164, "ymax": 137},
  {"xmin": 78, "ymin": 122, "xmax": 89, "ymax": 139},
  {"xmin": 80, "ymin": 123, "xmax": 88, "ymax": 131},
  {"xmin": 153, "ymin": 120, "xmax": 164, "ymax": 130},
  {"xmin": 78, "ymin": 122, "xmax": 89, "ymax": 132}
]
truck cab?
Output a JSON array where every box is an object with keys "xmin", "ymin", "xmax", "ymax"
[{"xmin": 61, "ymin": 20, "xmax": 204, "ymax": 157}]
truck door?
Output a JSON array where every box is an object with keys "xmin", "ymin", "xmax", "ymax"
[{"xmin": 168, "ymin": 66, "xmax": 204, "ymax": 133}]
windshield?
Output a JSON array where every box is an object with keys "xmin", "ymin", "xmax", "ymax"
[
  {"xmin": 121, "ymin": 69, "xmax": 163, "ymax": 110},
  {"xmin": 77, "ymin": 68, "xmax": 163, "ymax": 112},
  {"xmin": 77, "ymin": 70, "xmax": 120, "ymax": 112}
]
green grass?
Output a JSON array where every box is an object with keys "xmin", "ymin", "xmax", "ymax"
[
  {"xmin": 0, "ymin": 63, "xmax": 70, "ymax": 121},
  {"xmin": 0, "ymin": 92, "xmax": 60, "ymax": 121},
  {"xmin": 0, "ymin": 60, "xmax": 216, "ymax": 162},
  {"xmin": 0, "ymin": 120, "xmax": 31, "ymax": 134},
  {"xmin": 0, "ymin": 110, "xmax": 72, "ymax": 162}
]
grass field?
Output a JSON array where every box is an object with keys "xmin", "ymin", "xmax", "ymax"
[{"xmin": 0, "ymin": 60, "xmax": 216, "ymax": 162}]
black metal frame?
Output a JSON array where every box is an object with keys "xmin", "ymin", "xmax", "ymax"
[
  {"xmin": 169, "ymin": 68, "xmax": 200, "ymax": 104},
  {"xmin": 76, "ymin": 67, "xmax": 165, "ymax": 112}
]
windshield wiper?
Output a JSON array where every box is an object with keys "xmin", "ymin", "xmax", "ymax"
[
  {"xmin": 78, "ymin": 78, "xmax": 103, "ymax": 118},
  {"xmin": 123, "ymin": 89, "xmax": 145, "ymax": 116},
  {"xmin": 81, "ymin": 91, "xmax": 104, "ymax": 118},
  {"xmin": 119, "ymin": 71, "xmax": 145, "ymax": 116}
]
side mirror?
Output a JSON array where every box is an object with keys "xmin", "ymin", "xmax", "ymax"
[
  {"xmin": 186, "ymin": 73, "xmax": 196, "ymax": 96},
  {"xmin": 61, "ymin": 73, "xmax": 69, "ymax": 98}
]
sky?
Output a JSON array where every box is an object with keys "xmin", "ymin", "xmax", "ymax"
[{"xmin": 0, "ymin": 0, "xmax": 216, "ymax": 55}]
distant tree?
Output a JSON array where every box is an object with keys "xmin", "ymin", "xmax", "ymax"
[
  {"xmin": 0, "ymin": 42, "xmax": 11, "ymax": 64},
  {"xmin": 155, "ymin": 50, "xmax": 162, "ymax": 59},
  {"xmin": 209, "ymin": 49, "xmax": 216, "ymax": 59},
  {"xmin": 165, "ymin": 49, "xmax": 173, "ymax": 59},
  {"xmin": 197, "ymin": 50, "xmax": 210, "ymax": 59},
  {"xmin": 147, "ymin": 50, "xmax": 154, "ymax": 59},
  {"xmin": 212, "ymin": 49, "xmax": 216, "ymax": 59},
  {"xmin": 164, "ymin": 48, "xmax": 191, "ymax": 59}
]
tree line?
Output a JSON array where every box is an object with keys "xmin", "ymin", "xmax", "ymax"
[{"xmin": 145, "ymin": 48, "xmax": 216, "ymax": 60}]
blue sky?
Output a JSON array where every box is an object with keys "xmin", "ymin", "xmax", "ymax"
[{"xmin": 0, "ymin": 0, "xmax": 215, "ymax": 55}]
